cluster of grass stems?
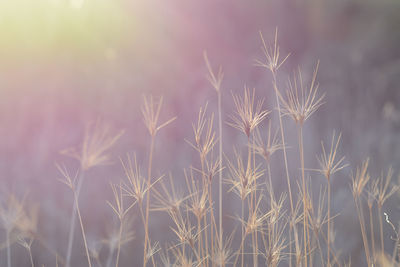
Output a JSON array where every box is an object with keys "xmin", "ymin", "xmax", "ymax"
[{"xmin": 1, "ymin": 30, "xmax": 400, "ymax": 267}]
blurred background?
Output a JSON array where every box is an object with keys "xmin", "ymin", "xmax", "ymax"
[{"xmin": 1, "ymin": 0, "xmax": 400, "ymax": 266}]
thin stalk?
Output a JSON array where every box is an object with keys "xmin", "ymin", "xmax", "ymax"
[
  {"xmin": 95, "ymin": 256, "xmax": 103, "ymax": 267},
  {"xmin": 197, "ymin": 216, "xmax": 203, "ymax": 263},
  {"xmin": 138, "ymin": 202, "xmax": 147, "ymax": 266},
  {"xmin": 35, "ymin": 234, "xmax": 66, "ymax": 265},
  {"xmin": 266, "ymin": 162, "xmax": 273, "ymax": 208},
  {"xmin": 73, "ymin": 189, "xmax": 92, "ymax": 267},
  {"xmin": 143, "ymin": 135, "xmax": 155, "ymax": 267},
  {"xmin": 315, "ymin": 233, "xmax": 324, "ymax": 267},
  {"xmin": 391, "ymin": 225, "xmax": 400, "ymax": 263},
  {"xmin": 115, "ymin": 220, "xmax": 123, "ymax": 267},
  {"xmin": 298, "ymin": 126, "xmax": 308, "ymax": 267},
  {"xmin": 233, "ymin": 224, "xmax": 247, "ymax": 267},
  {"xmin": 200, "ymin": 155, "xmax": 209, "ymax": 267},
  {"xmin": 151, "ymin": 250, "xmax": 156, "ymax": 267},
  {"xmin": 327, "ymin": 178, "xmax": 331, "ymax": 267},
  {"xmin": 272, "ymin": 72, "xmax": 293, "ymax": 213},
  {"xmin": 310, "ymin": 233, "xmax": 316, "ymax": 267},
  {"xmin": 6, "ymin": 230, "xmax": 11, "ymax": 267},
  {"xmin": 28, "ymin": 247, "xmax": 34, "ymax": 267},
  {"xmin": 241, "ymin": 201, "xmax": 245, "ymax": 267},
  {"xmin": 217, "ymin": 89, "xmax": 223, "ymax": 251},
  {"xmin": 106, "ymin": 243, "xmax": 115, "ymax": 267},
  {"xmin": 355, "ymin": 197, "xmax": 371, "ymax": 266},
  {"xmin": 267, "ymin": 161, "xmax": 275, "ymax": 265},
  {"xmin": 246, "ymin": 136, "xmax": 254, "ymax": 221},
  {"xmin": 249, "ymin": 136, "xmax": 258, "ymax": 267},
  {"xmin": 203, "ymin": 214, "xmax": 209, "ymax": 267},
  {"xmin": 208, "ymin": 180, "xmax": 215, "ymax": 267},
  {"xmin": 66, "ymin": 171, "xmax": 84, "ymax": 267},
  {"xmin": 289, "ymin": 225, "xmax": 293, "ymax": 267},
  {"xmin": 368, "ymin": 205, "xmax": 376, "ymax": 263},
  {"xmin": 378, "ymin": 204, "xmax": 384, "ymax": 254},
  {"xmin": 320, "ymin": 229, "xmax": 343, "ymax": 267}
]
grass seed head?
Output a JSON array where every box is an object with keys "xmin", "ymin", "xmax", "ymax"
[
  {"xmin": 120, "ymin": 154, "xmax": 162, "ymax": 206},
  {"xmin": 351, "ymin": 159, "xmax": 371, "ymax": 198},
  {"xmin": 228, "ymin": 87, "xmax": 270, "ymax": 138},
  {"xmin": 252, "ymin": 121, "xmax": 283, "ymax": 163},
  {"xmin": 61, "ymin": 119, "xmax": 124, "ymax": 170},
  {"xmin": 280, "ymin": 62, "xmax": 325, "ymax": 126},
  {"xmin": 225, "ymin": 150, "xmax": 264, "ymax": 200},
  {"xmin": 375, "ymin": 167, "xmax": 399, "ymax": 207},
  {"xmin": 142, "ymin": 95, "xmax": 176, "ymax": 137},
  {"xmin": 186, "ymin": 103, "xmax": 217, "ymax": 160},
  {"xmin": 184, "ymin": 169, "xmax": 209, "ymax": 220},
  {"xmin": 204, "ymin": 51, "xmax": 224, "ymax": 93},
  {"xmin": 255, "ymin": 28, "xmax": 290, "ymax": 74},
  {"xmin": 315, "ymin": 131, "xmax": 348, "ymax": 181}
]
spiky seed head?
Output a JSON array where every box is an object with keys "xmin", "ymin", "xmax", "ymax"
[
  {"xmin": 186, "ymin": 103, "xmax": 217, "ymax": 160},
  {"xmin": 375, "ymin": 167, "xmax": 399, "ymax": 207},
  {"xmin": 351, "ymin": 159, "xmax": 371, "ymax": 198},
  {"xmin": 255, "ymin": 28, "xmax": 290, "ymax": 74},
  {"xmin": 120, "ymin": 154, "xmax": 147, "ymax": 205},
  {"xmin": 315, "ymin": 131, "xmax": 348, "ymax": 181},
  {"xmin": 60, "ymin": 120, "xmax": 124, "ymax": 170},
  {"xmin": 225, "ymin": 150, "xmax": 264, "ymax": 200},
  {"xmin": 0, "ymin": 194, "xmax": 25, "ymax": 232},
  {"xmin": 142, "ymin": 95, "xmax": 176, "ymax": 137},
  {"xmin": 204, "ymin": 51, "xmax": 224, "ymax": 93},
  {"xmin": 252, "ymin": 121, "xmax": 283, "ymax": 162},
  {"xmin": 228, "ymin": 87, "xmax": 270, "ymax": 138},
  {"xmin": 279, "ymin": 62, "xmax": 325, "ymax": 126}
]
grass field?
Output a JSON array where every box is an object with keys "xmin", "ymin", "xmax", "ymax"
[{"xmin": 1, "ymin": 1, "xmax": 400, "ymax": 266}]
